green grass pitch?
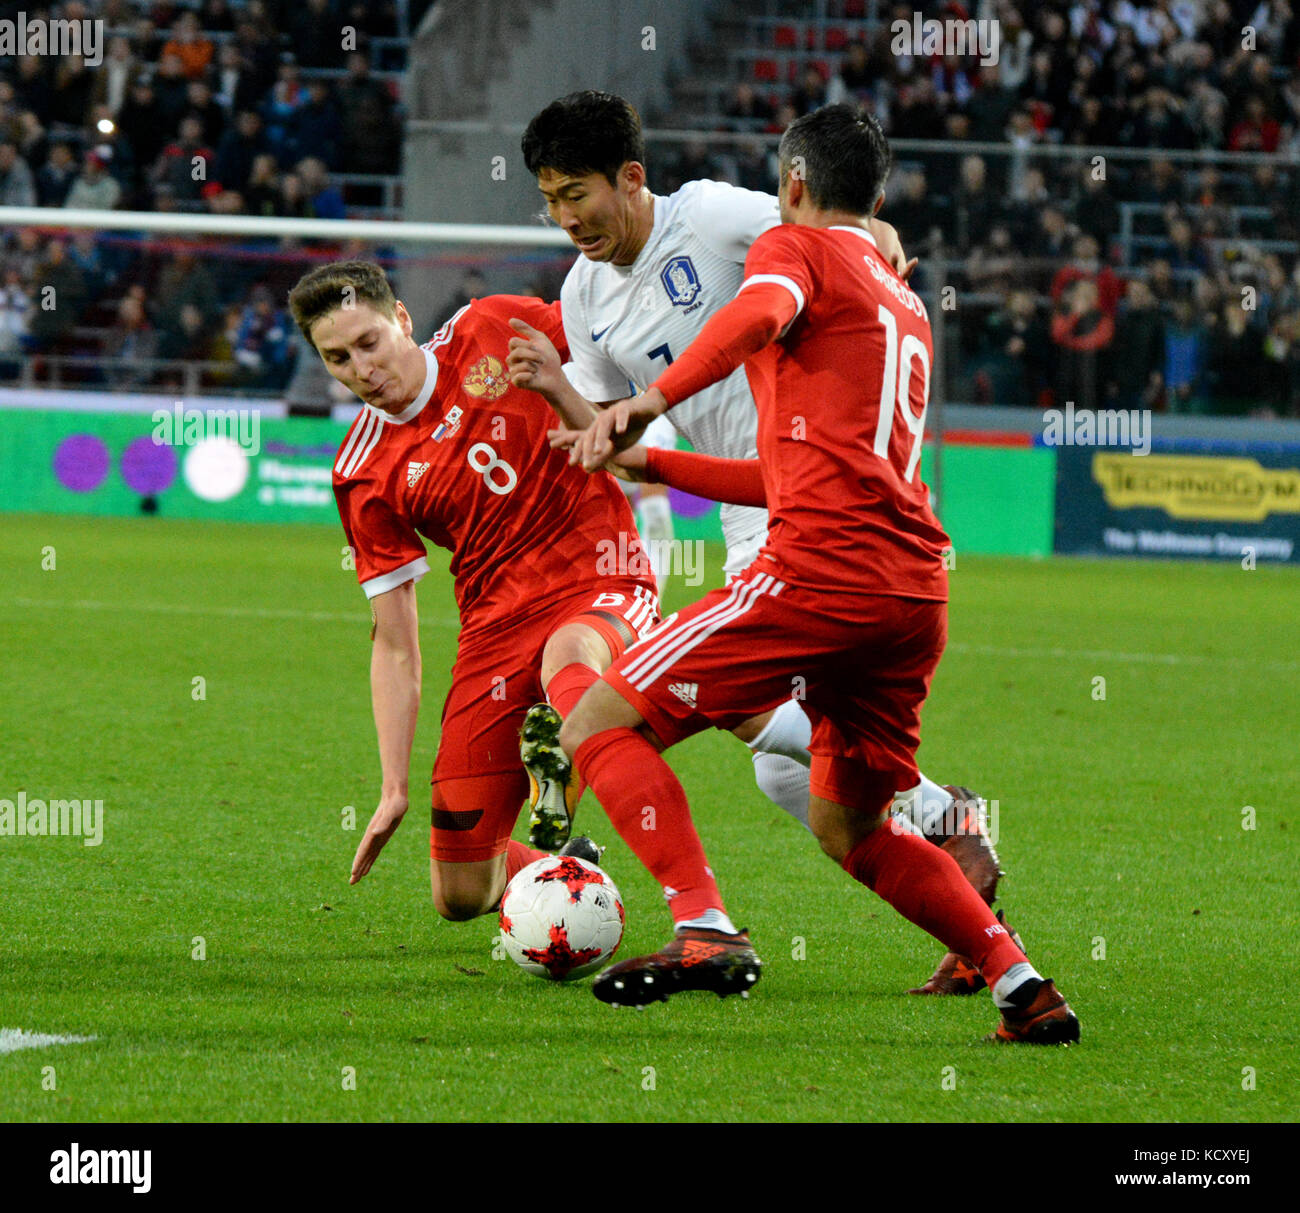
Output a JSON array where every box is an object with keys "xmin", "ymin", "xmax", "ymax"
[{"xmin": 1, "ymin": 512, "xmax": 1296, "ymax": 1122}]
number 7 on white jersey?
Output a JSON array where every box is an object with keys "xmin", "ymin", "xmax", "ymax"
[{"xmin": 873, "ymin": 302, "xmax": 930, "ymax": 483}]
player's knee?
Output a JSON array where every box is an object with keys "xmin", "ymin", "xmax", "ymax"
[{"xmin": 431, "ymin": 887, "xmax": 493, "ymax": 922}]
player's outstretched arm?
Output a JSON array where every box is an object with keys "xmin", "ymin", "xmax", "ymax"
[
  {"xmin": 506, "ymin": 318, "xmax": 605, "ymax": 431},
  {"xmin": 351, "ymin": 580, "xmax": 422, "ymax": 885}
]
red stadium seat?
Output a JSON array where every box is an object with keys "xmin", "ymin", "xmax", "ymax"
[
  {"xmin": 843, "ymin": 0, "xmax": 867, "ymax": 16},
  {"xmin": 825, "ymin": 27, "xmax": 849, "ymax": 52},
  {"xmin": 774, "ymin": 24, "xmax": 797, "ymax": 48},
  {"xmin": 753, "ymin": 59, "xmax": 779, "ymax": 82}
]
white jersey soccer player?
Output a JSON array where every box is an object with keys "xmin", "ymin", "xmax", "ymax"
[{"xmin": 560, "ymin": 177, "xmax": 775, "ymax": 581}]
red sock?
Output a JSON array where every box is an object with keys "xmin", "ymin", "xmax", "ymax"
[
  {"xmin": 575, "ymin": 727, "xmax": 724, "ymax": 924},
  {"xmin": 546, "ymin": 662, "xmax": 600, "ymax": 718},
  {"xmin": 843, "ymin": 823, "xmax": 1025, "ymax": 989},
  {"xmin": 505, "ymin": 839, "xmax": 547, "ymax": 882}
]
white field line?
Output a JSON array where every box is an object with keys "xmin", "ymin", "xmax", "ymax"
[
  {"xmin": 2, "ymin": 596, "xmax": 458, "ymax": 629},
  {"xmin": 0, "ymin": 1028, "xmax": 97, "ymax": 1055}
]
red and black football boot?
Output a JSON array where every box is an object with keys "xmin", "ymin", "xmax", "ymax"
[
  {"xmin": 592, "ymin": 927, "xmax": 761, "ymax": 1007},
  {"xmin": 986, "ymin": 978, "xmax": 1080, "ymax": 1045}
]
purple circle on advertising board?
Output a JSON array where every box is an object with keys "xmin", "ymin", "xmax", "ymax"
[
  {"xmin": 667, "ymin": 487, "xmax": 716, "ymax": 520},
  {"xmin": 121, "ymin": 434, "xmax": 178, "ymax": 495},
  {"xmin": 53, "ymin": 434, "xmax": 111, "ymax": 493}
]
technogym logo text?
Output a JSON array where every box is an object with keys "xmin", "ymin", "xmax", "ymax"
[
  {"xmin": 0, "ymin": 792, "xmax": 104, "ymax": 846},
  {"xmin": 0, "ymin": 13, "xmax": 103, "ymax": 66},
  {"xmin": 891, "ymin": 12, "xmax": 1000, "ymax": 66}
]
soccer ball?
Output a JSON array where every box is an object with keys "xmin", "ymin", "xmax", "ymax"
[{"xmin": 498, "ymin": 855, "xmax": 624, "ymax": 981}]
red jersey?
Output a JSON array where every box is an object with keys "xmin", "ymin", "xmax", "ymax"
[
  {"xmin": 333, "ymin": 295, "xmax": 655, "ymax": 638},
  {"xmin": 737, "ymin": 223, "xmax": 949, "ymax": 599}
]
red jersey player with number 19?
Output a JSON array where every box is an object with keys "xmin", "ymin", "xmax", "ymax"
[
  {"xmin": 287, "ymin": 261, "xmax": 658, "ymax": 923},
  {"xmin": 560, "ymin": 106, "xmax": 1078, "ymax": 1043}
]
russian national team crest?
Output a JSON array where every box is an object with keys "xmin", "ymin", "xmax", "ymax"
[
  {"xmin": 462, "ymin": 354, "xmax": 509, "ymax": 400},
  {"xmin": 660, "ymin": 256, "xmax": 701, "ymax": 307}
]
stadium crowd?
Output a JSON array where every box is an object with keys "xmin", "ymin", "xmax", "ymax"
[{"xmin": 1, "ymin": 0, "xmax": 1298, "ymax": 414}]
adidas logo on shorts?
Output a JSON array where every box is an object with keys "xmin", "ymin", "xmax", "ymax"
[
  {"xmin": 667, "ymin": 681, "xmax": 699, "ymax": 708},
  {"xmin": 407, "ymin": 461, "xmax": 430, "ymax": 488}
]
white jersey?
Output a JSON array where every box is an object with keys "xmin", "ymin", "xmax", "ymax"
[{"xmin": 559, "ymin": 179, "xmax": 779, "ymax": 576}]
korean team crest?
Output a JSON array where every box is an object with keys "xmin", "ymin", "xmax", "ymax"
[
  {"xmin": 660, "ymin": 256, "xmax": 701, "ymax": 307},
  {"xmin": 462, "ymin": 354, "xmax": 509, "ymax": 400}
]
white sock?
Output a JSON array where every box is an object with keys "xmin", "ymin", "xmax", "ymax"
[
  {"xmin": 676, "ymin": 908, "xmax": 738, "ymax": 935},
  {"xmin": 895, "ymin": 775, "xmax": 955, "ymax": 836},
  {"xmin": 752, "ymin": 751, "xmax": 811, "ymax": 830},
  {"xmin": 992, "ymin": 962, "xmax": 1043, "ymax": 1009},
  {"xmin": 746, "ymin": 698, "xmax": 812, "ymax": 765}
]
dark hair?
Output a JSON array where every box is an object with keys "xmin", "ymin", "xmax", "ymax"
[
  {"xmin": 521, "ymin": 90, "xmax": 645, "ymax": 186},
  {"xmin": 778, "ymin": 103, "xmax": 891, "ymax": 215},
  {"xmin": 287, "ymin": 259, "xmax": 397, "ymax": 347}
]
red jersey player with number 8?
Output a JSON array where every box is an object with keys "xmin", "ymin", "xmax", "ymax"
[
  {"xmin": 558, "ymin": 106, "xmax": 1079, "ymax": 1044},
  {"xmin": 287, "ymin": 263, "xmax": 658, "ymax": 925}
]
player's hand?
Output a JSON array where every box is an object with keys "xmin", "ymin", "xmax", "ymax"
[
  {"xmin": 867, "ymin": 217, "xmax": 918, "ymax": 282},
  {"xmin": 572, "ymin": 393, "xmax": 665, "ymax": 472},
  {"xmin": 507, "ymin": 318, "xmax": 565, "ymax": 398},
  {"xmin": 350, "ymin": 790, "xmax": 408, "ymax": 885},
  {"xmin": 548, "ymin": 426, "xmax": 649, "ymax": 482}
]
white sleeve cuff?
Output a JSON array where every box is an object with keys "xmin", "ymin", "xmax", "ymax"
[
  {"xmin": 740, "ymin": 273, "xmax": 805, "ymax": 319},
  {"xmin": 361, "ymin": 556, "xmax": 430, "ymax": 599}
]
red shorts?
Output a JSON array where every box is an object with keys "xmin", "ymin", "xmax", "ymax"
[
  {"xmin": 430, "ymin": 581, "xmax": 658, "ymax": 862},
  {"xmin": 603, "ymin": 562, "xmax": 946, "ymax": 812}
]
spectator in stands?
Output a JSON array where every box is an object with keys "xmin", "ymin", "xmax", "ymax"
[
  {"xmin": 185, "ymin": 80, "xmax": 227, "ymax": 149},
  {"xmin": 292, "ymin": 0, "xmax": 350, "ymax": 70},
  {"xmin": 92, "ymin": 37, "xmax": 141, "ymax": 118},
  {"xmin": 201, "ymin": 0, "xmax": 238, "ymax": 33},
  {"xmin": 118, "ymin": 78, "xmax": 168, "ymax": 188},
  {"xmin": 891, "ymin": 168, "xmax": 947, "ymax": 253},
  {"xmin": 12, "ymin": 55, "xmax": 53, "ymax": 128},
  {"xmin": 276, "ymin": 170, "xmax": 310, "ymax": 218},
  {"xmin": 65, "ymin": 150, "xmax": 123, "ymax": 210},
  {"xmin": 1073, "ymin": 170, "xmax": 1120, "ymax": 249},
  {"xmin": 1164, "ymin": 217, "xmax": 1209, "ymax": 274},
  {"xmin": 791, "ymin": 66, "xmax": 828, "ymax": 117},
  {"xmin": 0, "ymin": 268, "xmax": 33, "ymax": 369},
  {"xmin": 976, "ymin": 288, "xmax": 1050, "ymax": 407},
  {"xmin": 8, "ymin": 227, "xmax": 45, "ymax": 282},
  {"xmin": 1137, "ymin": 157, "xmax": 1182, "ymax": 207},
  {"xmin": 234, "ymin": 285, "xmax": 294, "ymax": 389},
  {"xmin": 288, "ymin": 80, "xmax": 344, "ymax": 169},
  {"xmin": 1228, "ymin": 95, "xmax": 1282, "ymax": 153},
  {"xmin": 968, "ymin": 62, "xmax": 1019, "ymax": 143},
  {"xmin": 1052, "ymin": 234, "xmax": 1124, "ymax": 317},
  {"xmin": 27, "ymin": 239, "xmax": 87, "ymax": 353},
  {"xmin": 1164, "ymin": 300, "xmax": 1209, "ymax": 413},
  {"xmin": 214, "ymin": 42, "xmax": 264, "ymax": 117},
  {"xmin": 214, "ymin": 111, "xmax": 271, "ymax": 196},
  {"xmin": 154, "ymin": 249, "xmax": 220, "ymax": 331},
  {"xmin": 0, "ymin": 140, "xmax": 36, "ymax": 208},
  {"xmin": 295, "ymin": 157, "xmax": 346, "ymax": 219},
  {"xmin": 261, "ymin": 57, "xmax": 307, "ymax": 162},
  {"xmin": 152, "ymin": 52, "xmax": 194, "ymax": 136},
  {"xmin": 827, "ymin": 41, "xmax": 873, "ymax": 106},
  {"xmin": 723, "ymin": 83, "xmax": 773, "ymax": 129},
  {"xmin": 1051, "ymin": 276, "xmax": 1116, "ymax": 407},
  {"xmin": 161, "ymin": 11, "xmax": 216, "ymax": 82},
  {"xmin": 158, "ymin": 302, "xmax": 213, "ymax": 364},
  {"xmin": 892, "ymin": 76, "xmax": 946, "ymax": 140},
  {"xmin": 337, "ymin": 52, "xmax": 401, "ymax": 174},
  {"xmin": 1205, "ymin": 299, "xmax": 1265, "ymax": 414},
  {"xmin": 82, "ymin": 105, "xmax": 137, "ymax": 193},
  {"xmin": 54, "ymin": 37, "xmax": 105, "ymax": 133},
  {"xmin": 952, "ymin": 154, "xmax": 998, "ymax": 252},
  {"xmin": 66, "ymin": 231, "xmax": 113, "ymax": 302},
  {"xmin": 36, "ymin": 143, "xmax": 78, "ymax": 207},
  {"xmin": 106, "ymin": 293, "xmax": 160, "ymax": 387},
  {"xmin": 233, "ymin": 15, "xmax": 281, "ymax": 99},
  {"xmin": 1112, "ymin": 280, "xmax": 1166, "ymax": 408},
  {"xmin": 150, "ymin": 116, "xmax": 215, "ymax": 204},
  {"xmin": 965, "ymin": 224, "xmax": 1021, "ymax": 296},
  {"xmin": 243, "ymin": 152, "xmax": 282, "ymax": 216}
]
